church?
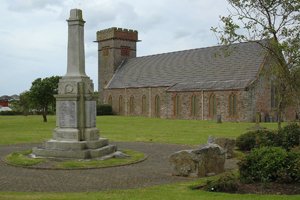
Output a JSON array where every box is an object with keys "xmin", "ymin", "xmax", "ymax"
[{"xmin": 95, "ymin": 27, "xmax": 285, "ymax": 122}]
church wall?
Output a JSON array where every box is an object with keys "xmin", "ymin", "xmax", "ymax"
[
  {"xmin": 104, "ymin": 87, "xmax": 254, "ymax": 122},
  {"xmin": 103, "ymin": 87, "xmax": 169, "ymax": 118},
  {"xmin": 102, "ymin": 84, "xmax": 295, "ymax": 123},
  {"xmin": 243, "ymin": 56, "xmax": 297, "ymax": 122},
  {"xmin": 165, "ymin": 90, "xmax": 249, "ymax": 121}
]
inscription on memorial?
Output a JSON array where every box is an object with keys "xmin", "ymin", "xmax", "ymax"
[{"xmin": 58, "ymin": 101, "xmax": 77, "ymax": 127}]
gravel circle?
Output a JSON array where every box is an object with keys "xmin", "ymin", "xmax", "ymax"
[{"xmin": 0, "ymin": 142, "xmax": 196, "ymax": 192}]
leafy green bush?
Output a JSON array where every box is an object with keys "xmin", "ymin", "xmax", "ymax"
[
  {"xmin": 0, "ymin": 111, "xmax": 22, "ymax": 115},
  {"xmin": 239, "ymin": 147, "xmax": 300, "ymax": 183},
  {"xmin": 236, "ymin": 129, "xmax": 277, "ymax": 151},
  {"xmin": 278, "ymin": 123, "xmax": 300, "ymax": 150},
  {"xmin": 204, "ymin": 173, "xmax": 239, "ymax": 193},
  {"xmin": 96, "ymin": 104, "xmax": 113, "ymax": 116},
  {"xmin": 235, "ymin": 131, "xmax": 257, "ymax": 151},
  {"xmin": 280, "ymin": 151, "xmax": 300, "ymax": 183}
]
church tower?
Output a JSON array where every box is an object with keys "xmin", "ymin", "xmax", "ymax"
[{"xmin": 96, "ymin": 27, "xmax": 138, "ymax": 102}]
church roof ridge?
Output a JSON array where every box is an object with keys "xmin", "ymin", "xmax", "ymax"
[{"xmin": 133, "ymin": 39, "xmax": 267, "ymax": 60}]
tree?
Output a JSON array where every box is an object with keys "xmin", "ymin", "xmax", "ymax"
[
  {"xmin": 212, "ymin": 0, "xmax": 300, "ymax": 128},
  {"xmin": 17, "ymin": 91, "xmax": 32, "ymax": 115},
  {"xmin": 29, "ymin": 76, "xmax": 60, "ymax": 122}
]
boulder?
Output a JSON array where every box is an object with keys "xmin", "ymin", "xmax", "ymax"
[
  {"xmin": 169, "ymin": 143, "xmax": 225, "ymax": 177},
  {"xmin": 208, "ymin": 137, "xmax": 236, "ymax": 158}
]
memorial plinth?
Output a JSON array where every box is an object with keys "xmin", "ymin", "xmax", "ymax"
[{"xmin": 32, "ymin": 9, "xmax": 116, "ymax": 159}]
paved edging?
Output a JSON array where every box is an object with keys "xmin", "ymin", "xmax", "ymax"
[{"xmin": 0, "ymin": 142, "xmax": 194, "ymax": 192}]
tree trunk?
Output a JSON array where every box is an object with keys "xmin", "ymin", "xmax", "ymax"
[
  {"xmin": 42, "ymin": 107, "xmax": 48, "ymax": 122},
  {"xmin": 277, "ymin": 114, "xmax": 282, "ymax": 130}
]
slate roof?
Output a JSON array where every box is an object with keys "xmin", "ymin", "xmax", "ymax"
[{"xmin": 107, "ymin": 41, "xmax": 267, "ymax": 91}]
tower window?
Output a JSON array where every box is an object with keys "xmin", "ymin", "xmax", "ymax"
[{"xmin": 121, "ymin": 46, "xmax": 130, "ymax": 56}]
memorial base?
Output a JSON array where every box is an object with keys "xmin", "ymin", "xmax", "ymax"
[{"xmin": 32, "ymin": 138, "xmax": 117, "ymax": 159}]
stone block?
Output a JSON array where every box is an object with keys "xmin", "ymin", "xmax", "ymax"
[
  {"xmin": 45, "ymin": 140, "xmax": 86, "ymax": 150},
  {"xmin": 86, "ymin": 138, "xmax": 109, "ymax": 149},
  {"xmin": 53, "ymin": 128, "xmax": 81, "ymax": 141},
  {"xmin": 32, "ymin": 147, "xmax": 90, "ymax": 159},
  {"xmin": 169, "ymin": 143, "xmax": 225, "ymax": 177},
  {"xmin": 85, "ymin": 101, "xmax": 96, "ymax": 128},
  {"xmin": 84, "ymin": 128, "xmax": 99, "ymax": 141},
  {"xmin": 168, "ymin": 150, "xmax": 198, "ymax": 177}
]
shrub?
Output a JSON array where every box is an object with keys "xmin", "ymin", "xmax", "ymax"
[
  {"xmin": 239, "ymin": 147, "xmax": 300, "ymax": 183},
  {"xmin": 278, "ymin": 123, "xmax": 300, "ymax": 150},
  {"xmin": 96, "ymin": 104, "xmax": 113, "ymax": 116},
  {"xmin": 236, "ymin": 131, "xmax": 257, "ymax": 151},
  {"xmin": 280, "ymin": 151, "xmax": 300, "ymax": 183},
  {"xmin": 204, "ymin": 173, "xmax": 239, "ymax": 193},
  {"xmin": 0, "ymin": 111, "xmax": 22, "ymax": 115},
  {"xmin": 236, "ymin": 129, "xmax": 277, "ymax": 151}
]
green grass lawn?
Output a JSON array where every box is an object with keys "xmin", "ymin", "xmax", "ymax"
[
  {"xmin": 0, "ymin": 115, "xmax": 279, "ymax": 145},
  {"xmin": 0, "ymin": 115, "xmax": 297, "ymax": 200},
  {"xmin": 0, "ymin": 179, "xmax": 298, "ymax": 200}
]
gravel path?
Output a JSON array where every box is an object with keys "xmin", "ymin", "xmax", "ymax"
[{"xmin": 0, "ymin": 142, "xmax": 196, "ymax": 192}]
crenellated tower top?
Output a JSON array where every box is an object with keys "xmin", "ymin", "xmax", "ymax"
[{"xmin": 96, "ymin": 27, "xmax": 138, "ymax": 42}]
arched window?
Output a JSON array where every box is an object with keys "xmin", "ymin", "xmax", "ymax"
[
  {"xmin": 271, "ymin": 83, "xmax": 277, "ymax": 108},
  {"xmin": 173, "ymin": 94, "xmax": 180, "ymax": 117},
  {"xmin": 155, "ymin": 95, "xmax": 160, "ymax": 117},
  {"xmin": 209, "ymin": 94, "xmax": 217, "ymax": 118},
  {"xmin": 142, "ymin": 95, "xmax": 147, "ymax": 114},
  {"xmin": 108, "ymin": 95, "xmax": 112, "ymax": 106},
  {"xmin": 119, "ymin": 95, "xmax": 123, "ymax": 114},
  {"xmin": 129, "ymin": 96, "xmax": 134, "ymax": 114},
  {"xmin": 229, "ymin": 93, "xmax": 237, "ymax": 116},
  {"xmin": 191, "ymin": 95, "xmax": 197, "ymax": 117}
]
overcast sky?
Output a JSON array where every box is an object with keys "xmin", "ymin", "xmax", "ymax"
[{"xmin": 0, "ymin": 0, "xmax": 230, "ymax": 95}]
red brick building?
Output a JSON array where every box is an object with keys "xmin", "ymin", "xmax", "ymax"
[
  {"xmin": 0, "ymin": 100, "xmax": 8, "ymax": 107},
  {"xmin": 0, "ymin": 95, "xmax": 9, "ymax": 107}
]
